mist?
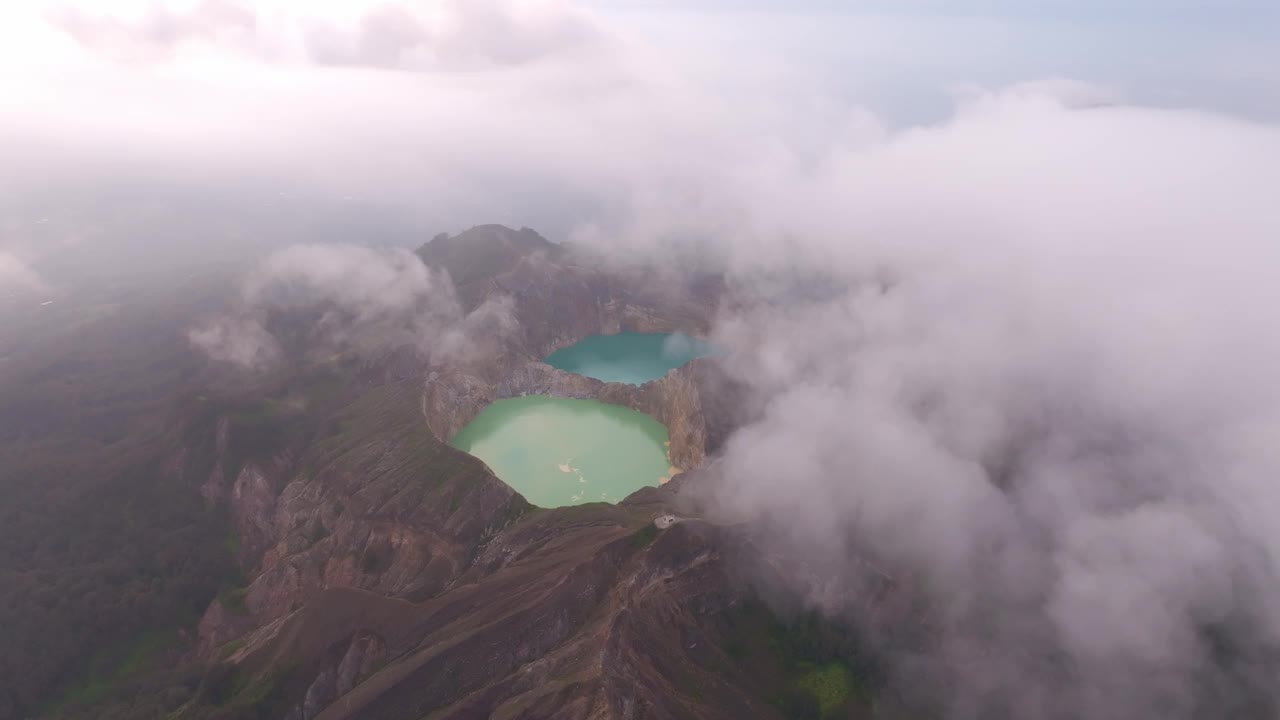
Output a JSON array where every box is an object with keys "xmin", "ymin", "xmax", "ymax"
[
  {"xmin": 680, "ymin": 92, "xmax": 1280, "ymax": 716},
  {"xmin": 190, "ymin": 243, "xmax": 516, "ymax": 369},
  {"xmin": 7, "ymin": 0, "xmax": 1278, "ymax": 289},
  {"xmin": 6, "ymin": 1, "xmax": 1280, "ymax": 717}
]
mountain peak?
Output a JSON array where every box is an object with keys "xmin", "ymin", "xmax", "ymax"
[{"xmin": 417, "ymin": 225, "xmax": 560, "ymax": 289}]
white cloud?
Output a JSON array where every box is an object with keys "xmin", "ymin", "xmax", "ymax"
[
  {"xmin": 0, "ymin": 252, "xmax": 49, "ymax": 296},
  {"xmin": 188, "ymin": 312, "xmax": 281, "ymax": 370},
  {"xmin": 191, "ymin": 244, "xmax": 516, "ymax": 369},
  {"xmin": 685, "ymin": 92, "xmax": 1280, "ymax": 717}
]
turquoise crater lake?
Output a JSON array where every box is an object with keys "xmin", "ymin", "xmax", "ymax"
[
  {"xmin": 452, "ymin": 396, "xmax": 675, "ymax": 508},
  {"xmin": 544, "ymin": 332, "xmax": 715, "ymax": 385}
]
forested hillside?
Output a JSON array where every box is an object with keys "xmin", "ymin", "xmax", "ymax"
[{"xmin": 0, "ymin": 274, "xmax": 240, "ymax": 718}]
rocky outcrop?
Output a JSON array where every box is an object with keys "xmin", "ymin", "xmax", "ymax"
[
  {"xmin": 229, "ymin": 463, "xmax": 278, "ymax": 569},
  {"xmin": 195, "ymin": 381, "xmax": 528, "ymax": 658},
  {"xmin": 287, "ymin": 632, "xmax": 387, "ymax": 720},
  {"xmin": 190, "ymin": 488, "xmax": 819, "ymax": 720},
  {"xmin": 197, "ymin": 416, "xmax": 233, "ymax": 504}
]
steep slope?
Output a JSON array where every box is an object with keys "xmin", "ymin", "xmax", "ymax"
[
  {"xmin": 0, "ymin": 273, "xmax": 244, "ymax": 719},
  {"xmin": 175, "ymin": 485, "xmax": 878, "ymax": 720},
  {"xmin": 193, "ymin": 380, "xmax": 529, "ymax": 657},
  {"xmin": 40, "ymin": 225, "xmax": 881, "ymax": 720}
]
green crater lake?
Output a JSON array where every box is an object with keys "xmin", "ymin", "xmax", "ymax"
[
  {"xmin": 545, "ymin": 332, "xmax": 715, "ymax": 385},
  {"xmin": 452, "ymin": 396, "xmax": 675, "ymax": 508}
]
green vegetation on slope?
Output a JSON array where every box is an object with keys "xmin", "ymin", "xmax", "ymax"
[
  {"xmin": 217, "ymin": 587, "xmax": 249, "ymax": 615},
  {"xmin": 0, "ymin": 281, "xmax": 231, "ymax": 717},
  {"xmin": 795, "ymin": 662, "xmax": 856, "ymax": 718},
  {"xmin": 721, "ymin": 599, "xmax": 879, "ymax": 720},
  {"xmin": 43, "ymin": 628, "xmax": 182, "ymax": 715},
  {"xmin": 167, "ymin": 659, "xmax": 301, "ymax": 720},
  {"xmin": 630, "ymin": 522, "xmax": 660, "ymax": 547}
]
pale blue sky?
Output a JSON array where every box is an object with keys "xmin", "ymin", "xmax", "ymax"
[
  {"xmin": 593, "ymin": 0, "xmax": 1280, "ymax": 123},
  {"xmin": 593, "ymin": 0, "xmax": 1278, "ymax": 21}
]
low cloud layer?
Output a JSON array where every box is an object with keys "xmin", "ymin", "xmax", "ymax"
[
  {"xmin": 0, "ymin": 252, "xmax": 48, "ymax": 297},
  {"xmin": 191, "ymin": 244, "xmax": 515, "ymax": 370},
  {"xmin": 689, "ymin": 94, "xmax": 1280, "ymax": 717}
]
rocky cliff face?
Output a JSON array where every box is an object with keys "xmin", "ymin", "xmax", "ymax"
[
  {"xmin": 193, "ymin": 381, "xmax": 528, "ymax": 659},
  {"xmin": 182, "ymin": 483, "xmax": 872, "ymax": 720},
  {"xmin": 423, "ymin": 359, "xmax": 711, "ymax": 471}
]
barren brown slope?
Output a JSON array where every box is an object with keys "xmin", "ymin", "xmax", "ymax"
[
  {"xmin": 185, "ymin": 482, "xmax": 876, "ymax": 720},
  {"xmin": 191, "ymin": 378, "xmax": 530, "ymax": 657}
]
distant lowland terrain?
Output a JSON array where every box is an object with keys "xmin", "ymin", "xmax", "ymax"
[{"xmin": 0, "ymin": 226, "xmax": 881, "ymax": 720}]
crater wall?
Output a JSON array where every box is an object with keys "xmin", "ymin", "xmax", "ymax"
[{"xmin": 423, "ymin": 358, "xmax": 712, "ymax": 472}]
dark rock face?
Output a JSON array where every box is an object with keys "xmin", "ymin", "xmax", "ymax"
[
  {"xmin": 286, "ymin": 632, "xmax": 387, "ymax": 720},
  {"xmin": 209, "ymin": 502, "xmax": 800, "ymax": 720}
]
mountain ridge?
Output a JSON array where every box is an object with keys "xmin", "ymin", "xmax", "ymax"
[{"xmin": 21, "ymin": 226, "xmax": 879, "ymax": 720}]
